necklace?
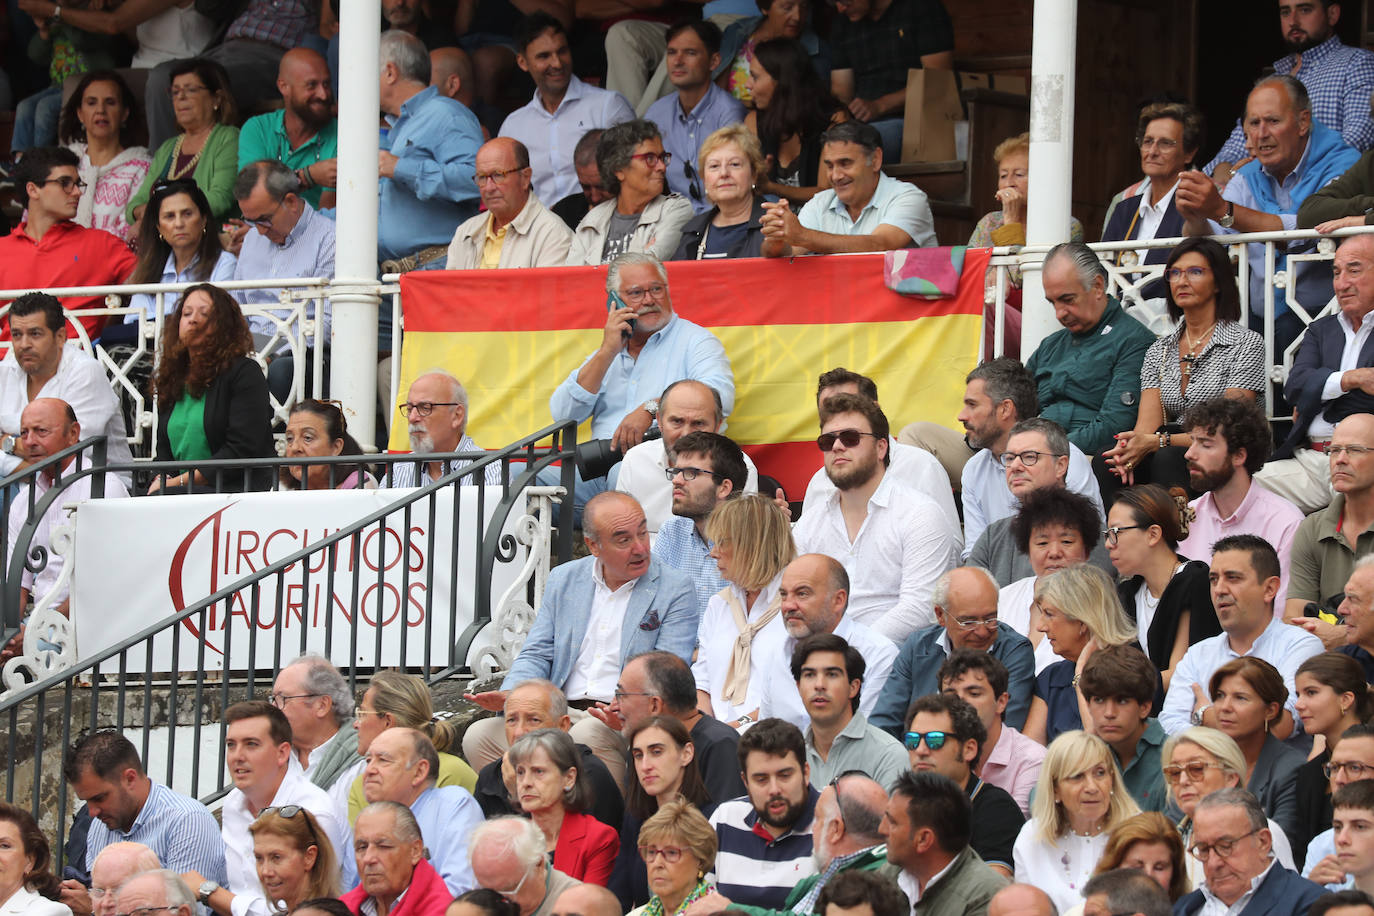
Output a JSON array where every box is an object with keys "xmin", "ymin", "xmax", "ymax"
[
  {"xmin": 1181, "ymin": 321, "xmax": 1216, "ymax": 379},
  {"xmin": 167, "ymin": 130, "xmax": 208, "ymax": 181}
]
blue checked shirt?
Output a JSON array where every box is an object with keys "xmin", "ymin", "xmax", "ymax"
[
  {"xmin": 1209, "ymin": 34, "xmax": 1374, "ymax": 170},
  {"xmin": 652, "ymin": 515, "xmax": 725, "ymax": 614},
  {"xmin": 84, "ymin": 781, "xmax": 227, "ymax": 884}
]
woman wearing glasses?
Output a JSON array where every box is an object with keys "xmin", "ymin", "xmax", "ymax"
[
  {"xmin": 567, "ymin": 119, "xmax": 694, "ymax": 265},
  {"xmin": 348, "ymin": 670, "xmax": 477, "ymax": 822},
  {"xmin": 0, "ymin": 803, "xmax": 69, "ymax": 916},
  {"xmin": 1161, "ymin": 726, "xmax": 1295, "ymax": 888},
  {"xmin": 1012, "ymin": 730, "xmax": 1140, "ymax": 914},
  {"xmin": 127, "ymin": 58, "xmax": 240, "ymax": 226},
  {"xmin": 611, "ymin": 716, "xmax": 715, "ymax": 909},
  {"xmin": 670, "ymin": 125, "xmax": 768, "ymax": 261},
  {"xmin": 693, "ymin": 493, "xmax": 796, "ymax": 727},
  {"xmin": 1097, "ymin": 236, "xmax": 1265, "ymax": 503},
  {"xmin": 249, "ymin": 806, "xmax": 337, "ymax": 915},
  {"xmin": 1021, "ymin": 564, "xmax": 1143, "ymax": 745},
  {"xmin": 1108, "ymin": 485, "xmax": 1218, "ymax": 691},
  {"xmin": 627, "ymin": 800, "xmax": 717, "ymax": 916},
  {"xmin": 1292, "ymin": 653, "xmax": 1372, "ymax": 859}
]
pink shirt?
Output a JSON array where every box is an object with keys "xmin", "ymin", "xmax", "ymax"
[
  {"xmin": 1177, "ymin": 481, "xmax": 1304, "ymax": 614},
  {"xmin": 980, "ymin": 724, "xmax": 1045, "ymax": 817}
]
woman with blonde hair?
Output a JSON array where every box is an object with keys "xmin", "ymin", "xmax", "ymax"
[
  {"xmin": 348, "ymin": 670, "xmax": 477, "ymax": 820},
  {"xmin": 694, "ymin": 493, "xmax": 796, "ymax": 727},
  {"xmin": 1013, "ymin": 731, "xmax": 1141, "ymax": 913},
  {"xmin": 250, "ymin": 807, "xmax": 338, "ymax": 914},
  {"xmin": 628, "ymin": 799, "xmax": 718, "ymax": 916},
  {"xmin": 671, "ymin": 125, "xmax": 769, "ymax": 260},
  {"xmin": 1093, "ymin": 811, "xmax": 1190, "ymax": 901},
  {"xmin": 1023, "ymin": 565, "xmax": 1145, "ymax": 744}
]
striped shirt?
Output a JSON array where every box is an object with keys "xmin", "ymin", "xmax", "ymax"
[
  {"xmin": 382, "ymin": 434, "xmax": 503, "ymax": 488},
  {"xmin": 709, "ymin": 787, "xmax": 819, "ymax": 908},
  {"xmin": 84, "ymin": 781, "xmax": 227, "ymax": 884},
  {"xmin": 652, "ymin": 515, "xmax": 725, "ymax": 614}
]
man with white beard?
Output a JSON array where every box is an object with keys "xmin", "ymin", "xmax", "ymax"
[{"xmin": 385, "ymin": 370, "xmax": 501, "ymax": 486}]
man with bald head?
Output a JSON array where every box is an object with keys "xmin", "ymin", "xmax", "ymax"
[
  {"xmin": 431, "ymin": 47, "xmax": 476, "ymax": 108},
  {"xmin": 87, "ymin": 843, "xmax": 160, "ymax": 916},
  {"xmin": 552, "ymin": 882, "xmax": 623, "ymax": 916},
  {"xmin": 387, "ymin": 370, "xmax": 501, "ymax": 487},
  {"xmin": 445, "ymin": 137, "xmax": 573, "ymax": 269},
  {"xmin": 237, "ymin": 48, "xmax": 338, "ymax": 209},
  {"xmin": 466, "ymin": 490, "xmax": 698, "ymax": 787},
  {"xmin": 988, "ymin": 884, "xmax": 1058, "ymax": 916},
  {"xmin": 870, "ymin": 566, "xmax": 1034, "ymax": 737}
]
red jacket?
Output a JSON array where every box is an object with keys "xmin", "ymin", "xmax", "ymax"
[
  {"xmin": 342, "ymin": 857, "xmax": 453, "ymax": 916},
  {"xmin": 552, "ymin": 809, "xmax": 618, "ymax": 886},
  {"xmin": 0, "ymin": 221, "xmax": 137, "ymax": 344}
]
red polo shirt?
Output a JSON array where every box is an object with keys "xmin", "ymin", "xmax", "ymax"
[{"xmin": 0, "ymin": 221, "xmax": 138, "ymax": 344}]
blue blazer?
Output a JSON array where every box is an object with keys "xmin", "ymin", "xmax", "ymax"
[
  {"xmin": 1278, "ymin": 311, "xmax": 1374, "ymax": 457},
  {"xmin": 501, "ymin": 555, "xmax": 699, "ymax": 689},
  {"xmin": 1174, "ymin": 862, "xmax": 1324, "ymax": 916},
  {"xmin": 1102, "ymin": 188, "xmax": 1185, "ymax": 301}
]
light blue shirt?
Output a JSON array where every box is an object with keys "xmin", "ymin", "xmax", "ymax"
[
  {"xmin": 234, "ymin": 201, "xmax": 336, "ymax": 349},
  {"xmin": 378, "ymin": 86, "xmax": 482, "ymax": 261},
  {"xmin": 128, "ymin": 250, "xmax": 237, "ymax": 321},
  {"xmin": 549, "ymin": 314, "xmax": 734, "ymax": 439},
  {"xmin": 646, "ymin": 84, "xmax": 747, "ymax": 212},
  {"xmin": 958, "ymin": 444, "xmax": 1104, "ymax": 559},
  {"xmin": 84, "ymin": 781, "xmax": 227, "ymax": 884},
  {"xmin": 410, "ymin": 785, "xmax": 485, "ymax": 895},
  {"xmin": 797, "ymin": 172, "xmax": 937, "ymax": 247},
  {"xmin": 652, "ymin": 514, "xmax": 725, "ymax": 614},
  {"xmin": 1303, "ymin": 829, "xmax": 1351, "ymax": 889},
  {"xmin": 500, "ymin": 76, "xmax": 635, "ymax": 207},
  {"xmin": 1159, "ymin": 617, "xmax": 1325, "ymax": 735}
]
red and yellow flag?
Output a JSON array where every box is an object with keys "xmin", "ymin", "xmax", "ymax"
[{"xmin": 394, "ymin": 250, "xmax": 989, "ymax": 495}]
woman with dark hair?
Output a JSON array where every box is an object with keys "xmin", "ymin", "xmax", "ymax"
[
  {"xmin": 58, "ymin": 71, "xmax": 150, "ymax": 244},
  {"xmin": 1292, "ymin": 653, "xmax": 1374, "ymax": 856},
  {"xmin": 1108, "ymin": 484, "xmax": 1219, "ymax": 690},
  {"xmin": 567, "ymin": 120, "xmax": 693, "ymax": 265},
  {"xmin": 122, "ymin": 179, "xmax": 235, "ymax": 330},
  {"xmin": 0, "ymin": 802, "xmax": 69, "ymax": 915},
  {"xmin": 1098, "ymin": 237, "xmax": 1265, "ymax": 500},
  {"xmin": 447, "ymin": 889, "xmax": 520, "ymax": 916},
  {"xmin": 127, "ymin": 58, "xmax": 240, "ymax": 224},
  {"xmin": 149, "ymin": 283, "xmax": 274, "ymax": 493},
  {"xmin": 280, "ymin": 399, "xmax": 375, "ymax": 490},
  {"xmin": 714, "ymin": 0, "xmax": 824, "ymax": 106},
  {"xmin": 507, "ymin": 728, "xmax": 618, "ymax": 885},
  {"xmin": 742, "ymin": 38, "xmax": 845, "ymax": 208},
  {"xmin": 1093, "ymin": 811, "xmax": 1190, "ymax": 902}
]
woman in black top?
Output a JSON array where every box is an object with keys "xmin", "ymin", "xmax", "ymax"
[{"xmin": 747, "ymin": 38, "xmax": 847, "ymax": 209}]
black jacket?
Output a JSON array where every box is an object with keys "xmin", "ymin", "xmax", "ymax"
[{"xmin": 156, "ymin": 356, "xmax": 276, "ymax": 491}]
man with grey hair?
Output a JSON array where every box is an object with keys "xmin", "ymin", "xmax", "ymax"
[
  {"xmin": 388, "ymin": 369, "xmax": 500, "ymax": 487},
  {"xmin": 345, "ymin": 801, "xmax": 453, "ymax": 915},
  {"xmin": 361, "ymin": 728, "xmax": 483, "ymax": 894},
  {"xmin": 231, "ymin": 160, "xmax": 336, "ymax": 403},
  {"xmin": 446, "ymin": 137, "xmax": 573, "ymax": 269},
  {"xmin": 1179, "ymin": 74, "xmax": 1360, "ymax": 356},
  {"xmin": 1175, "ymin": 788, "xmax": 1324, "ymax": 916},
  {"xmin": 1082, "ymin": 869, "xmax": 1172, "ymax": 916},
  {"xmin": 547, "ymin": 251, "xmax": 733, "ymax": 516},
  {"xmin": 471, "ymin": 816, "xmax": 582, "ymax": 916},
  {"xmin": 1339, "ymin": 556, "xmax": 1374, "ymax": 680},
  {"xmin": 114, "ymin": 869, "xmax": 195, "ymax": 916},
  {"xmin": 271, "ymin": 655, "xmax": 362, "ymax": 825},
  {"xmin": 377, "ymin": 28, "xmax": 483, "ymax": 285},
  {"xmin": 86, "ymin": 842, "xmax": 161, "ymax": 916}
]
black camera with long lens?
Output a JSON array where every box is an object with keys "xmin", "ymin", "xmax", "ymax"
[{"xmin": 574, "ymin": 427, "xmax": 662, "ymax": 479}]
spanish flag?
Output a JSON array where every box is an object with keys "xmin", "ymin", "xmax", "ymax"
[{"xmin": 394, "ymin": 250, "xmax": 989, "ymax": 495}]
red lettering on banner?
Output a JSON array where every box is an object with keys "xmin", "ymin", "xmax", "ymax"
[
  {"xmin": 235, "ymin": 530, "xmax": 260, "ymax": 573},
  {"xmin": 172, "ymin": 503, "xmax": 236, "ymax": 654},
  {"xmin": 407, "ymin": 583, "xmax": 426, "ymax": 626},
  {"xmin": 407, "ymin": 528, "xmax": 424, "ymax": 572},
  {"xmin": 263, "ymin": 528, "xmax": 300, "ymax": 568}
]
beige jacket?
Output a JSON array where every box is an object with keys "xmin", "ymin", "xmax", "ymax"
[
  {"xmin": 445, "ymin": 194, "xmax": 573, "ymax": 269},
  {"xmin": 565, "ymin": 193, "xmax": 694, "ymax": 265}
]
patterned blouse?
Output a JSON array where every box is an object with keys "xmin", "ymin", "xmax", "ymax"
[{"xmin": 1140, "ymin": 319, "xmax": 1266, "ymax": 421}]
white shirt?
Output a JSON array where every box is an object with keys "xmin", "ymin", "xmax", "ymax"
[
  {"xmin": 1012, "ymin": 823, "xmax": 1107, "ymax": 914},
  {"xmin": 1158, "ymin": 617, "xmax": 1325, "ymax": 734},
  {"xmin": 792, "ymin": 472, "xmax": 960, "ymax": 642},
  {"xmin": 7, "ymin": 468, "xmax": 128, "ymax": 606},
  {"xmin": 614, "ymin": 437, "xmax": 758, "ymax": 536},
  {"xmin": 221, "ymin": 759, "xmax": 348, "ymax": 916},
  {"xmin": 996, "ymin": 575, "xmax": 1059, "ymax": 673},
  {"xmin": 563, "ymin": 560, "xmax": 634, "ymax": 702},
  {"xmin": 896, "ymin": 854, "xmax": 959, "ymax": 905},
  {"xmin": 1132, "ymin": 179, "xmax": 1179, "ymax": 264},
  {"xmin": 692, "ymin": 573, "xmax": 786, "ymax": 721},
  {"xmin": 756, "ymin": 616, "xmax": 898, "ymax": 730},
  {"xmin": 802, "ymin": 440, "xmax": 962, "ymax": 551},
  {"xmin": 1198, "ymin": 859, "xmax": 1278, "ymax": 916},
  {"xmin": 1309, "ymin": 308, "xmax": 1374, "ymax": 440},
  {"xmin": 959, "ymin": 444, "xmax": 1104, "ymax": 560}
]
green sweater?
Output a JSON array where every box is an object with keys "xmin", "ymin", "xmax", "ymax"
[
  {"xmin": 127, "ymin": 122, "xmax": 240, "ymax": 221},
  {"xmin": 1297, "ymin": 147, "xmax": 1374, "ymax": 228},
  {"xmin": 879, "ymin": 847, "xmax": 1008, "ymax": 916},
  {"xmin": 731, "ymin": 846, "xmax": 891, "ymax": 916}
]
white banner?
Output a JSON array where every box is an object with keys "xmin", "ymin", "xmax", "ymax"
[{"xmin": 70, "ymin": 487, "xmax": 523, "ymax": 671}]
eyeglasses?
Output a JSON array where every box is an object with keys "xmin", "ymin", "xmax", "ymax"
[
  {"xmin": 630, "ymin": 151, "xmax": 672, "ymax": 168},
  {"xmin": 997, "ymin": 450, "xmax": 1063, "ymax": 468},
  {"xmin": 114, "ymin": 907, "xmax": 176, "ymax": 916},
  {"xmin": 36, "ymin": 176, "xmax": 87, "ymax": 192},
  {"xmin": 1139, "ymin": 137, "xmax": 1179, "ymax": 150},
  {"xmin": 1105, "ymin": 525, "xmax": 1144, "ymax": 547},
  {"xmin": 613, "ymin": 688, "xmax": 654, "ymax": 700},
  {"xmin": 167, "ymin": 84, "xmax": 209, "ymax": 99},
  {"xmin": 903, "ymin": 730, "xmax": 949, "ymax": 751},
  {"xmin": 492, "ymin": 861, "xmax": 535, "ymax": 899},
  {"xmin": 828, "ymin": 769, "xmax": 866, "ymax": 829},
  {"xmin": 1189, "ymin": 828, "xmax": 1259, "ymax": 861},
  {"xmin": 1162, "ymin": 761, "xmax": 1226, "ymax": 784},
  {"xmin": 475, "ymin": 167, "xmax": 524, "ymax": 185},
  {"xmin": 243, "ymin": 199, "xmax": 284, "ymax": 229},
  {"xmin": 398, "ymin": 401, "xmax": 460, "ymax": 417},
  {"xmin": 638, "ymin": 845, "xmax": 686, "ymax": 863},
  {"xmin": 268, "ymin": 692, "xmax": 321, "ymax": 707},
  {"xmin": 1325, "ymin": 760, "xmax": 1374, "ymax": 779},
  {"xmin": 354, "ymin": 708, "xmax": 386, "ymax": 721},
  {"xmin": 1165, "ymin": 266, "xmax": 1210, "ymax": 282},
  {"xmin": 950, "ymin": 613, "xmax": 998, "ymax": 630},
  {"xmin": 664, "ymin": 466, "xmax": 723, "ymax": 483},
  {"xmin": 817, "ymin": 429, "xmax": 880, "ymax": 452},
  {"xmin": 683, "ymin": 159, "xmax": 703, "ymax": 203},
  {"xmin": 1326, "ymin": 445, "xmax": 1374, "ymax": 458},
  {"xmin": 621, "ymin": 284, "xmax": 667, "ymax": 303}
]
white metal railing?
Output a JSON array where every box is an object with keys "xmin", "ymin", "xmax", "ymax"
[{"xmin": 0, "ymin": 277, "xmax": 329, "ymax": 457}]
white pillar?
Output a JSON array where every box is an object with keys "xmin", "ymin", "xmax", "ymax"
[
  {"xmin": 330, "ymin": 0, "xmax": 382, "ymax": 448},
  {"xmin": 1019, "ymin": 0, "xmax": 1078, "ymax": 358}
]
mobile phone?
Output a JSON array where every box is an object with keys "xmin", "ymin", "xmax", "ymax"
[{"xmin": 607, "ymin": 290, "xmax": 635, "ymax": 340}]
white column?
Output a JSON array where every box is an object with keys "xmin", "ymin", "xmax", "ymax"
[
  {"xmin": 1018, "ymin": 0, "xmax": 1078, "ymax": 358},
  {"xmin": 330, "ymin": 0, "xmax": 382, "ymax": 448}
]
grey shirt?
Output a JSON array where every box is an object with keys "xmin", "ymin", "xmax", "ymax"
[
  {"xmin": 805, "ymin": 711, "xmax": 909, "ymax": 793},
  {"xmin": 968, "ymin": 516, "xmax": 1117, "ymax": 588}
]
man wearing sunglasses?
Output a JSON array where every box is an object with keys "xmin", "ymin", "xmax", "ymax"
[
  {"xmin": 792, "ymin": 393, "xmax": 960, "ymax": 643},
  {"xmin": 1174, "ymin": 788, "xmax": 1324, "ymax": 916},
  {"xmin": 0, "ymin": 147, "xmax": 136, "ymax": 346}
]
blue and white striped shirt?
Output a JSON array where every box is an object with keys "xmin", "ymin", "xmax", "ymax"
[
  {"xmin": 709, "ymin": 787, "xmax": 819, "ymax": 909},
  {"xmin": 382, "ymin": 434, "xmax": 503, "ymax": 488},
  {"xmin": 84, "ymin": 781, "xmax": 227, "ymax": 884}
]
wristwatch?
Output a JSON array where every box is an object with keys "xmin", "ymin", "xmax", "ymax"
[
  {"xmin": 1191, "ymin": 704, "xmax": 1212, "ymax": 726},
  {"xmin": 198, "ymin": 880, "xmax": 220, "ymax": 905},
  {"xmin": 642, "ymin": 398, "xmax": 659, "ymax": 417},
  {"xmin": 1, "ymin": 435, "xmax": 15, "ymax": 455},
  {"xmin": 1218, "ymin": 201, "xmax": 1235, "ymax": 229}
]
